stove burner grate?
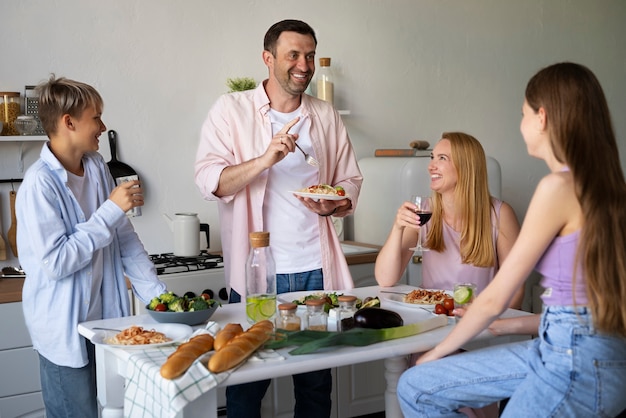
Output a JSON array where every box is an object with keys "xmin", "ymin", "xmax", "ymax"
[{"xmin": 149, "ymin": 251, "xmax": 223, "ymax": 275}]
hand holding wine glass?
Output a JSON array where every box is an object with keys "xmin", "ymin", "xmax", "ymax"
[{"xmin": 410, "ymin": 195, "xmax": 432, "ymax": 253}]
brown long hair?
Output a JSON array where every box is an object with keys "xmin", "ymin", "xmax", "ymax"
[
  {"xmin": 425, "ymin": 132, "xmax": 497, "ymax": 267},
  {"xmin": 526, "ymin": 62, "xmax": 626, "ymax": 336}
]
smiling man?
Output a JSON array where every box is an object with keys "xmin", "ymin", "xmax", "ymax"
[{"xmin": 194, "ymin": 19, "xmax": 362, "ymax": 417}]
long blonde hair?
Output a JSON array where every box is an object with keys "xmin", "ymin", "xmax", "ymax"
[
  {"xmin": 526, "ymin": 63, "xmax": 626, "ymax": 336},
  {"xmin": 425, "ymin": 132, "xmax": 496, "ymax": 267}
]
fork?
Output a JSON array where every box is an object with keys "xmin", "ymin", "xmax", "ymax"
[{"xmin": 294, "ymin": 143, "xmax": 320, "ymax": 167}]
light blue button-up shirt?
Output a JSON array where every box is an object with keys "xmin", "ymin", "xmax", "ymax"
[{"xmin": 16, "ymin": 143, "xmax": 166, "ymax": 367}]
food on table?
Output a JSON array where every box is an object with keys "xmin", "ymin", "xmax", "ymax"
[
  {"xmin": 214, "ymin": 323, "xmax": 244, "ymax": 351},
  {"xmin": 147, "ymin": 291, "xmax": 217, "ymax": 313},
  {"xmin": 207, "ymin": 320, "xmax": 274, "ymax": 373},
  {"xmin": 299, "ymin": 184, "xmax": 345, "ymax": 196},
  {"xmin": 160, "ymin": 334, "xmax": 215, "ymax": 379},
  {"xmin": 353, "ymin": 307, "xmax": 404, "ymax": 329},
  {"xmin": 292, "ymin": 292, "xmax": 378, "ymax": 312},
  {"xmin": 106, "ymin": 325, "xmax": 171, "ymax": 346},
  {"xmin": 402, "ymin": 289, "xmax": 448, "ymax": 305},
  {"xmin": 433, "ymin": 297, "xmax": 456, "ymax": 316}
]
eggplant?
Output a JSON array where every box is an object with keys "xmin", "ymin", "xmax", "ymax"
[{"xmin": 353, "ymin": 307, "xmax": 403, "ymax": 329}]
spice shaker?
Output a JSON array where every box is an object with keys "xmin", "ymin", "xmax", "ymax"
[
  {"xmin": 276, "ymin": 303, "xmax": 301, "ymax": 331},
  {"xmin": 335, "ymin": 295, "xmax": 358, "ymax": 332},
  {"xmin": 304, "ymin": 298, "xmax": 328, "ymax": 331}
]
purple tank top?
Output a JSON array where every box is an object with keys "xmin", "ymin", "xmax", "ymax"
[{"xmin": 536, "ymin": 230, "xmax": 587, "ymax": 305}]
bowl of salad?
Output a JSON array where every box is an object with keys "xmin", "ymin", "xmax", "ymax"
[{"xmin": 146, "ymin": 291, "xmax": 220, "ymax": 325}]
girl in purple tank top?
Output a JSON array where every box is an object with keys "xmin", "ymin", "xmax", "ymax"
[{"xmin": 398, "ymin": 63, "xmax": 626, "ymax": 417}]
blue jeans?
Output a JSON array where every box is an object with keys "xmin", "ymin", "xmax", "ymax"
[
  {"xmin": 398, "ymin": 306, "xmax": 626, "ymax": 417},
  {"xmin": 38, "ymin": 338, "xmax": 98, "ymax": 418},
  {"xmin": 227, "ymin": 269, "xmax": 332, "ymax": 418}
]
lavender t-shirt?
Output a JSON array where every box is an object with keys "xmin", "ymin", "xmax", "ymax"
[{"xmin": 536, "ymin": 230, "xmax": 587, "ymax": 306}]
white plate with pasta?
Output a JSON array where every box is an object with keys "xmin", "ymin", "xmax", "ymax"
[
  {"xmin": 290, "ymin": 191, "xmax": 346, "ymax": 201},
  {"xmin": 91, "ymin": 323, "xmax": 193, "ymax": 349},
  {"xmin": 382, "ymin": 289, "xmax": 452, "ymax": 310}
]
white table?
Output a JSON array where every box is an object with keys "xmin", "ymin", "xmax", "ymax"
[{"xmin": 78, "ymin": 285, "xmax": 532, "ymax": 418}]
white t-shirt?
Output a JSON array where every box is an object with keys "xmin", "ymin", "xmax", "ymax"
[
  {"xmin": 67, "ymin": 169, "xmax": 104, "ymax": 320},
  {"xmin": 264, "ymin": 108, "xmax": 322, "ymax": 274}
]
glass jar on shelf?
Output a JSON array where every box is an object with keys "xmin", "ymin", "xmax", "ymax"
[
  {"xmin": 276, "ymin": 303, "xmax": 301, "ymax": 331},
  {"xmin": 1, "ymin": 92, "xmax": 21, "ymax": 136},
  {"xmin": 304, "ymin": 298, "xmax": 328, "ymax": 331},
  {"xmin": 335, "ymin": 295, "xmax": 358, "ymax": 332},
  {"xmin": 316, "ymin": 57, "xmax": 334, "ymax": 105}
]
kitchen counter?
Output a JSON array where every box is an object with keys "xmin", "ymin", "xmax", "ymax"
[{"xmin": 0, "ymin": 241, "xmax": 380, "ymax": 304}]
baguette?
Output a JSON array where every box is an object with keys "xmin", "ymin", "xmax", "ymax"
[
  {"xmin": 207, "ymin": 320, "xmax": 274, "ymax": 373},
  {"xmin": 214, "ymin": 323, "xmax": 244, "ymax": 351},
  {"xmin": 160, "ymin": 333, "xmax": 215, "ymax": 379}
]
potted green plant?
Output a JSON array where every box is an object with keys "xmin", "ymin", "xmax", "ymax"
[{"xmin": 226, "ymin": 77, "xmax": 257, "ymax": 92}]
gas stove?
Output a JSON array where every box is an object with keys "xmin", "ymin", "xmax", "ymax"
[
  {"xmin": 134, "ymin": 251, "xmax": 228, "ymax": 316},
  {"xmin": 149, "ymin": 251, "xmax": 224, "ymax": 275}
]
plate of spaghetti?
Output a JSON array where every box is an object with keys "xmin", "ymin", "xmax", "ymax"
[
  {"xmin": 92, "ymin": 323, "xmax": 192, "ymax": 349},
  {"xmin": 290, "ymin": 184, "xmax": 347, "ymax": 201},
  {"xmin": 383, "ymin": 289, "xmax": 451, "ymax": 310}
]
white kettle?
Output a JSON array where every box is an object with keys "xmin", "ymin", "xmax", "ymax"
[{"xmin": 162, "ymin": 213, "xmax": 210, "ymax": 257}]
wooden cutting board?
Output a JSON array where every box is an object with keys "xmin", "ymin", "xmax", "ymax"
[
  {"xmin": 0, "ymin": 193, "xmax": 6, "ymax": 260},
  {"xmin": 7, "ymin": 190, "xmax": 17, "ymax": 257}
]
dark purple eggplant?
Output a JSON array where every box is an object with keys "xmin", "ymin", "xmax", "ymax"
[{"xmin": 353, "ymin": 307, "xmax": 404, "ymax": 329}]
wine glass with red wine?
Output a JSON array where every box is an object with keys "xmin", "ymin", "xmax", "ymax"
[{"xmin": 410, "ymin": 195, "xmax": 432, "ymax": 253}]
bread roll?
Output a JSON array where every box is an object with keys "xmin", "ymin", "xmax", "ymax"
[
  {"xmin": 207, "ymin": 320, "xmax": 274, "ymax": 373},
  {"xmin": 214, "ymin": 323, "xmax": 244, "ymax": 351},
  {"xmin": 160, "ymin": 333, "xmax": 214, "ymax": 379}
]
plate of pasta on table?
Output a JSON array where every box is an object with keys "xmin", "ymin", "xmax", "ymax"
[
  {"xmin": 382, "ymin": 288, "xmax": 453, "ymax": 310},
  {"xmin": 91, "ymin": 323, "xmax": 193, "ymax": 349},
  {"xmin": 290, "ymin": 184, "xmax": 347, "ymax": 201}
]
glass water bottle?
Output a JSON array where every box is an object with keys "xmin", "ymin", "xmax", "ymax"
[{"xmin": 245, "ymin": 232, "xmax": 277, "ymax": 324}]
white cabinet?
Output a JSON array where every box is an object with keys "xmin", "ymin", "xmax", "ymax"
[{"xmin": 0, "ymin": 302, "xmax": 45, "ymax": 418}]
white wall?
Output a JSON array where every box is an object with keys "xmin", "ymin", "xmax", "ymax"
[{"xmin": 1, "ymin": 0, "xmax": 625, "ymax": 264}]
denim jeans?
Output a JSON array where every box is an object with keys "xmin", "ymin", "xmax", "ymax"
[
  {"xmin": 398, "ymin": 306, "xmax": 626, "ymax": 417},
  {"xmin": 38, "ymin": 338, "xmax": 98, "ymax": 418},
  {"xmin": 226, "ymin": 269, "xmax": 332, "ymax": 418}
]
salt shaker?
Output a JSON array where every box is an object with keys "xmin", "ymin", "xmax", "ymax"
[{"xmin": 304, "ymin": 299, "xmax": 328, "ymax": 331}]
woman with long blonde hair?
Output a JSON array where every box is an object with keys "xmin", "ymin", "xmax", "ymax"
[
  {"xmin": 376, "ymin": 132, "xmax": 523, "ymax": 309},
  {"xmin": 398, "ymin": 62, "xmax": 626, "ymax": 417}
]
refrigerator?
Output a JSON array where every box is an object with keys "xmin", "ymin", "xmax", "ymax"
[{"xmin": 351, "ymin": 154, "xmax": 502, "ymax": 287}]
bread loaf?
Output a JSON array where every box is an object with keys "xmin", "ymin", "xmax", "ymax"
[
  {"xmin": 214, "ymin": 323, "xmax": 244, "ymax": 351},
  {"xmin": 207, "ymin": 320, "xmax": 274, "ymax": 373},
  {"xmin": 160, "ymin": 333, "xmax": 214, "ymax": 379}
]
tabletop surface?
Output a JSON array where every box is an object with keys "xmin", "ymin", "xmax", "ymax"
[{"xmin": 78, "ymin": 285, "xmax": 531, "ymax": 386}]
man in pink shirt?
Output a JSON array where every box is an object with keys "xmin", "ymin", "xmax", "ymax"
[{"xmin": 194, "ymin": 19, "xmax": 362, "ymax": 417}]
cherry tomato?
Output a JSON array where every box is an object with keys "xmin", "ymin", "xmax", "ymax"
[
  {"xmin": 434, "ymin": 303, "xmax": 447, "ymax": 315},
  {"xmin": 200, "ymin": 293, "xmax": 212, "ymax": 301},
  {"xmin": 155, "ymin": 303, "xmax": 167, "ymax": 312},
  {"xmin": 447, "ymin": 309, "xmax": 455, "ymax": 316},
  {"xmin": 443, "ymin": 297, "xmax": 455, "ymax": 311},
  {"xmin": 335, "ymin": 186, "xmax": 345, "ymax": 196}
]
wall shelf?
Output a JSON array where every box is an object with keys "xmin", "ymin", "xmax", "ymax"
[{"xmin": 0, "ymin": 135, "xmax": 47, "ymax": 142}]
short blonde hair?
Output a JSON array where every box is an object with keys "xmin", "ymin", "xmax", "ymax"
[{"xmin": 35, "ymin": 75, "xmax": 103, "ymax": 136}]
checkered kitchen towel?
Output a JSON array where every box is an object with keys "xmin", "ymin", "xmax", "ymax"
[{"xmin": 123, "ymin": 323, "xmax": 229, "ymax": 418}]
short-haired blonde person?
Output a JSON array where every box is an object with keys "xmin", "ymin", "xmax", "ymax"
[{"xmin": 16, "ymin": 75, "xmax": 166, "ymax": 418}]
